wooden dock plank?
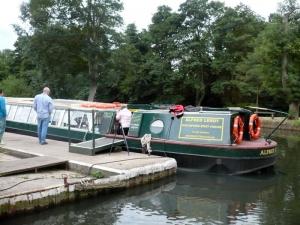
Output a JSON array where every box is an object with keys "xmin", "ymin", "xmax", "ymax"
[{"xmin": 0, "ymin": 156, "xmax": 67, "ymax": 176}]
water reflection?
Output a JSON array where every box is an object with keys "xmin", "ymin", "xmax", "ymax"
[
  {"xmin": 2, "ymin": 134, "xmax": 300, "ymax": 225},
  {"xmin": 2, "ymin": 172, "xmax": 278, "ymax": 225},
  {"xmin": 143, "ymin": 171, "xmax": 277, "ymax": 224}
]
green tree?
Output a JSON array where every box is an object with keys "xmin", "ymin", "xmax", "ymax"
[
  {"xmin": 211, "ymin": 4, "xmax": 265, "ymax": 106},
  {"xmin": 279, "ymin": 0, "xmax": 300, "ymax": 118},
  {"xmin": 0, "ymin": 50, "xmax": 13, "ymax": 81},
  {"xmin": 0, "ymin": 75, "xmax": 34, "ymax": 97},
  {"xmin": 147, "ymin": 6, "xmax": 183, "ymax": 103},
  {"xmin": 240, "ymin": 0, "xmax": 300, "ymax": 118},
  {"xmin": 0, "ymin": 49, "xmax": 36, "ymax": 97},
  {"xmin": 19, "ymin": 0, "xmax": 123, "ymax": 101},
  {"xmin": 110, "ymin": 24, "xmax": 155, "ymax": 103},
  {"xmin": 177, "ymin": 0, "xmax": 224, "ymax": 106}
]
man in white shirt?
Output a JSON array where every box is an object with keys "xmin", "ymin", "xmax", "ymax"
[{"xmin": 116, "ymin": 105, "xmax": 132, "ymax": 135}]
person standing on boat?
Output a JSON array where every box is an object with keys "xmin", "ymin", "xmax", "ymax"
[
  {"xmin": 0, "ymin": 89, "xmax": 7, "ymax": 145},
  {"xmin": 34, "ymin": 87, "xmax": 53, "ymax": 145},
  {"xmin": 116, "ymin": 105, "xmax": 132, "ymax": 135}
]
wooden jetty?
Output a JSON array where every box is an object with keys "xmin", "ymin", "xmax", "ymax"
[
  {"xmin": 0, "ymin": 132, "xmax": 177, "ymax": 218},
  {"xmin": 0, "ymin": 156, "xmax": 67, "ymax": 176}
]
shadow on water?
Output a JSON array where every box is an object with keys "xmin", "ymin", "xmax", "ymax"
[
  {"xmin": 2, "ymin": 132, "xmax": 300, "ymax": 225},
  {"xmin": 2, "ymin": 171, "xmax": 280, "ymax": 225}
]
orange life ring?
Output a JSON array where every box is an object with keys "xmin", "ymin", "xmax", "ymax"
[
  {"xmin": 80, "ymin": 102, "xmax": 119, "ymax": 109},
  {"xmin": 249, "ymin": 114, "xmax": 261, "ymax": 139},
  {"xmin": 232, "ymin": 115, "xmax": 244, "ymax": 144},
  {"xmin": 80, "ymin": 103, "xmax": 95, "ymax": 108},
  {"xmin": 94, "ymin": 103, "xmax": 116, "ymax": 109},
  {"xmin": 112, "ymin": 102, "xmax": 122, "ymax": 107}
]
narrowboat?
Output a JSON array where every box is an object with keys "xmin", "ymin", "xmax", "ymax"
[
  {"xmin": 5, "ymin": 98, "xmax": 280, "ymax": 175},
  {"xmin": 5, "ymin": 97, "xmax": 119, "ymax": 142},
  {"xmin": 108, "ymin": 106, "xmax": 279, "ymax": 175}
]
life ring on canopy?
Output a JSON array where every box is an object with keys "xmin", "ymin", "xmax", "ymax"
[
  {"xmin": 80, "ymin": 103, "xmax": 95, "ymax": 108},
  {"xmin": 249, "ymin": 114, "xmax": 261, "ymax": 139},
  {"xmin": 112, "ymin": 102, "xmax": 122, "ymax": 107},
  {"xmin": 232, "ymin": 116, "xmax": 244, "ymax": 144},
  {"xmin": 80, "ymin": 102, "xmax": 120, "ymax": 109},
  {"xmin": 95, "ymin": 103, "xmax": 118, "ymax": 109}
]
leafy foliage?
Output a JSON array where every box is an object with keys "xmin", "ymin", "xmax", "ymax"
[
  {"xmin": 0, "ymin": 75, "xmax": 34, "ymax": 97},
  {"xmin": 1, "ymin": 0, "xmax": 299, "ymax": 118}
]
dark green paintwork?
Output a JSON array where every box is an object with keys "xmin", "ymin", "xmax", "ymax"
[
  {"xmin": 130, "ymin": 110, "xmax": 235, "ymax": 144},
  {"xmin": 126, "ymin": 139, "xmax": 276, "ymax": 159},
  {"xmin": 6, "ymin": 121, "xmax": 102, "ymax": 142},
  {"xmin": 6, "ymin": 108, "xmax": 277, "ymax": 160},
  {"xmin": 126, "ymin": 110, "xmax": 277, "ymax": 159},
  {"xmin": 128, "ymin": 113, "xmax": 143, "ymax": 137}
]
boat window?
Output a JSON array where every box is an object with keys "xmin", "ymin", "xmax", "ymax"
[
  {"xmin": 60, "ymin": 110, "xmax": 89, "ymax": 130},
  {"xmin": 94, "ymin": 111, "xmax": 114, "ymax": 134},
  {"xmin": 28, "ymin": 108, "xmax": 37, "ymax": 124},
  {"xmin": 14, "ymin": 106, "xmax": 31, "ymax": 122},
  {"xmin": 94, "ymin": 111, "xmax": 104, "ymax": 133},
  {"xmin": 81, "ymin": 112, "xmax": 91, "ymax": 130},
  {"xmin": 51, "ymin": 109, "xmax": 64, "ymax": 126},
  {"xmin": 150, "ymin": 120, "xmax": 164, "ymax": 134},
  {"xmin": 7, "ymin": 105, "xmax": 17, "ymax": 120},
  {"xmin": 6, "ymin": 105, "xmax": 10, "ymax": 114},
  {"xmin": 49, "ymin": 110, "xmax": 56, "ymax": 125}
]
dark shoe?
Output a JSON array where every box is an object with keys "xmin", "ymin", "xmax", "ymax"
[{"xmin": 41, "ymin": 142, "xmax": 48, "ymax": 145}]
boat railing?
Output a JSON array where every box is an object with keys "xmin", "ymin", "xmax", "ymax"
[
  {"xmin": 256, "ymin": 111, "xmax": 275, "ymax": 119},
  {"xmin": 6, "ymin": 101, "xmax": 116, "ymax": 138}
]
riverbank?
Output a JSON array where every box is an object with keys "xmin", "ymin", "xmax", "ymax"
[
  {"xmin": 0, "ymin": 132, "xmax": 177, "ymax": 218},
  {"xmin": 261, "ymin": 117, "xmax": 300, "ymax": 131}
]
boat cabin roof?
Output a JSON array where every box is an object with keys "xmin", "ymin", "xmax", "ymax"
[{"xmin": 136, "ymin": 109, "xmax": 241, "ymax": 116}]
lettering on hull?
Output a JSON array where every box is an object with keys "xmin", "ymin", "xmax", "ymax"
[
  {"xmin": 178, "ymin": 116, "xmax": 224, "ymax": 141},
  {"xmin": 260, "ymin": 148, "xmax": 276, "ymax": 156}
]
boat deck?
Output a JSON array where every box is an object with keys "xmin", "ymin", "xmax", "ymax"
[
  {"xmin": 232, "ymin": 139, "xmax": 277, "ymax": 149},
  {"xmin": 0, "ymin": 132, "xmax": 176, "ymax": 217},
  {"xmin": 107, "ymin": 134, "xmax": 277, "ymax": 150}
]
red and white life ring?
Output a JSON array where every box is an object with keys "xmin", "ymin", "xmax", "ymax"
[
  {"xmin": 249, "ymin": 114, "xmax": 261, "ymax": 139},
  {"xmin": 232, "ymin": 116, "xmax": 244, "ymax": 144}
]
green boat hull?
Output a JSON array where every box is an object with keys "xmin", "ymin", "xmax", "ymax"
[
  {"xmin": 123, "ymin": 136, "xmax": 277, "ymax": 175},
  {"xmin": 6, "ymin": 121, "xmax": 101, "ymax": 142}
]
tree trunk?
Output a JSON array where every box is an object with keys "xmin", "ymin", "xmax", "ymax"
[
  {"xmin": 195, "ymin": 71, "xmax": 205, "ymax": 106},
  {"xmin": 195, "ymin": 89, "xmax": 205, "ymax": 106},
  {"xmin": 88, "ymin": 80, "xmax": 97, "ymax": 102},
  {"xmin": 256, "ymin": 87, "xmax": 259, "ymax": 107},
  {"xmin": 288, "ymin": 102, "xmax": 299, "ymax": 120},
  {"xmin": 87, "ymin": 59, "xmax": 98, "ymax": 102},
  {"xmin": 195, "ymin": 83, "xmax": 205, "ymax": 106},
  {"xmin": 281, "ymin": 51, "xmax": 288, "ymax": 89},
  {"xmin": 282, "ymin": 14, "xmax": 289, "ymax": 90}
]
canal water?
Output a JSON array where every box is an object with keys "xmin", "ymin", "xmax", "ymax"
[{"xmin": 2, "ymin": 133, "xmax": 300, "ymax": 225}]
